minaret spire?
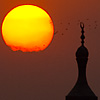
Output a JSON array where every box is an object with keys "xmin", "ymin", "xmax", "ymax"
[
  {"xmin": 66, "ymin": 22, "xmax": 98, "ymax": 100},
  {"xmin": 80, "ymin": 22, "xmax": 85, "ymax": 46}
]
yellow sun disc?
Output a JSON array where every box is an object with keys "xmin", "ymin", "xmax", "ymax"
[{"xmin": 2, "ymin": 5, "xmax": 54, "ymax": 52}]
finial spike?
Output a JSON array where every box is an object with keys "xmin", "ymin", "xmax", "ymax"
[{"xmin": 80, "ymin": 22, "xmax": 85, "ymax": 46}]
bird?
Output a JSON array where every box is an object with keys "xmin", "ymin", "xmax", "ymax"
[
  {"xmin": 68, "ymin": 22, "xmax": 70, "ymax": 25},
  {"xmin": 62, "ymin": 33, "xmax": 64, "ymax": 35},
  {"xmin": 66, "ymin": 28, "xmax": 68, "ymax": 30},
  {"xmin": 94, "ymin": 21, "xmax": 97, "ymax": 23},
  {"xmin": 94, "ymin": 27, "xmax": 97, "ymax": 29},
  {"xmin": 54, "ymin": 31, "xmax": 58, "ymax": 35},
  {"xmin": 86, "ymin": 18, "xmax": 89, "ymax": 20}
]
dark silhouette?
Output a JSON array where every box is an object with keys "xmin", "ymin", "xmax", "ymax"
[
  {"xmin": 66, "ymin": 22, "xmax": 98, "ymax": 100},
  {"xmin": 68, "ymin": 22, "xmax": 70, "ymax": 25},
  {"xmin": 86, "ymin": 18, "xmax": 89, "ymax": 20},
  {"xmin": 66, "ymin": 28, "xmax": 68, "ymax": 30},
  {"xmin": 62, "ymin": 33, "xmax": 64, "ymax": 35},
  {"xmin": 94, "ymin": 27, "xmax": 97, "ymax": 29},
  {"xmin": 94, "ymin": 21, "xmax": 97, "ymax": 23},
  {"xmin": 54, "ymin": 31, "xmax": 58, "ymax": 35}
]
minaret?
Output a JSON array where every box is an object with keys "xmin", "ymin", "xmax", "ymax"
[{"xmin": 66, "ymin": 22, "xmax": 98, "ymax": 100}]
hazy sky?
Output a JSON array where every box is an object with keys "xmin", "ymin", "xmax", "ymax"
[{"xmin": 0, "ymin": 0, "xmax": 100, "ymax": 100}]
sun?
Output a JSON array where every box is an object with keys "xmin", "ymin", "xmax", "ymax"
[{"xmin": 2, "ymin": 5, "xmax": 54, "ymax": 52}]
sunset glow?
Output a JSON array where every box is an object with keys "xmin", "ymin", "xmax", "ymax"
[{"xmin": 2, "ymin": 5, "xmax": 54, "ymax": 52}]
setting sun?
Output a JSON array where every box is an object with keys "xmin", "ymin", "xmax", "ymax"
[{"xmin": 2, "ymin": 5, "xmax": 54, "ymax": 52}]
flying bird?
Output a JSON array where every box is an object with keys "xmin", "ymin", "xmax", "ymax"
[
  {"xmin": 62, "ymin": 33, "xmax": 64, "ymax": 35},
  {"xmin": 86, "ymin": 18, "xmax": 89, "ymax": 20},
  {"xmin": 94, "ymin": 21, "xmax": 97, "ymax": 23},
  {"xmin": 68, "ymin": 22, "xmax": 70, "ymax": 25},
  {"xmin": 54, "ymin": 31, "xmax": 58, "ymax": 35},
  {"xmin": 66, "ymin": 28, "xmax": 68, "ymax": 30}
]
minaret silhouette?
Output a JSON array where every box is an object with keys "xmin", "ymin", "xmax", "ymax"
[{"xmin": 66, "ymin": 22, "xmax": 98, "ymax": 100}]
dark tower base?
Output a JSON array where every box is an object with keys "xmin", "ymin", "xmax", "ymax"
[{"xmin": 66, "ymin": 96, "xmax": 98, "ymax": 100}]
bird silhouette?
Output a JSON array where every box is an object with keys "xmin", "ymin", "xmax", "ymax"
[
  {"xmin": 62, "ymin": 33, "xmax": 64, "ymax": 35},
  {"xmin": 94, "ymin": 27, "xmax": 97, "ymax": 29},
  {"xmin": 66, "ymin": 28, "xmax": 68, "ymax": 30},
  {"xmin": 68, "ymin": 22, "xmax": 70, "ymax": 25},
  {"xmin": 86, "ymin": 18, "xmax": 89, "ymax": 20},
  {"xmin": 94, "ymin": 21, "xmax": 97, "ymax": 23},
  {"xmin": 54, "ymin": 31, "xmax": 58, "ymax": 35}
]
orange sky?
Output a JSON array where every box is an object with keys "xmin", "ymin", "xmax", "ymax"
[{"xmin": 0, "ymin": 0, "xmax": 100, "ymax": 100}]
